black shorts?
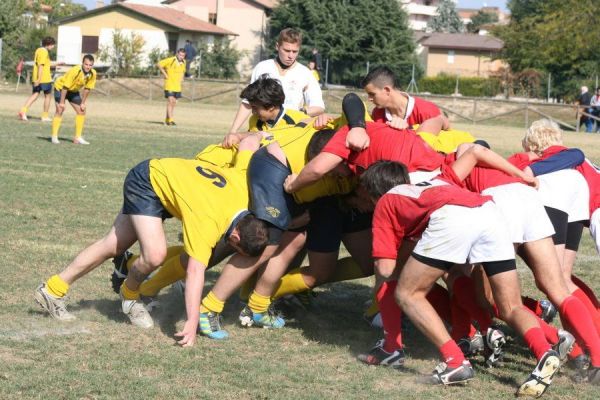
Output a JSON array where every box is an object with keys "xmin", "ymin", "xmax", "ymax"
[
  {"xmin": 545, "ymin": 206, "xmax": 568, "ymax": 245},
  {"xmin": 412, "ymin": 252, "xmax": 516, "ymax": 277},
  {"xmin": 122, "ymin": 160, "xmax": 172, "ymax": 220},
  {"xmin": 164, "ymin": 91, "xmax": 182, "ymax": 99},
  {"xmin": 33, "ymin": 83, "xmax": 52, "ymax": 94},
  {"xmin": 54, "ymin": 88, "xmax": 82, "ymax": 105}
]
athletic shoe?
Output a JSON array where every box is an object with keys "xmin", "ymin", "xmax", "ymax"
[
  {"xmin": 41, "ymin": 117, "xmax": 52, "ymax": 122},
  {"xmin": 357, "ymin": 339, "xmax": 406, "ymax": 369},
  {"xmin": 111, "ymin": 250, "xmax": 132, "ymax": 294},
  {"xmin": 73, "ymin": 137, "xmax": 90, "ymax": 145},
  {"xmin": 34, "ymin": 283, "xmax": 76, "ymax": 321},
  {"xmin": 540, "ymin": 300, "xmax": 557, "ymax": 324},
  {"xmin": 483, "ymin": 326, "xmax": 506, "ymax": 368},
  {"xmin": 570, "ymin": 354, "xmax": 590, "ymax": 383},
  {"xmin": 169, "ymin": 121, "xmax": 176, "ymax": 126},
  {"xmin": 238, "ymin": 304, "xmax": 254, "ymax": 327},
  {"xmin": 418, "ymin": 360, "xmax": 474, "ymax": 385},
  {"xmin": 140, "ymin": 295, "xmax": 160, "ymax": 313},
  {"xmin": 50, "ymin": 136, "xmax": 60, "ymax": 144},
  {"xmin": 199, "ymin": 311, "xmax": 228, "ymax": 340},
  {"xmin": 18, "ymin": 111, "xmax": 28, "ymax": 121},
  {"xmin": 120, "ymin": 292, "xmax": 154, "ymax": 329},
  {"xmin": 552, "ymin": 329, "xmax": 575, "ymax": 363},
  {"xmin": 515, "ymin": 349, "xmax": 560, "ymax": 398},
  {"xmin": 457, "ymin": 331, "xmax": 485, "ymax": 357},
  {"xmin": 239, "ymin": 305, "xmax": 285, "ymax": 328}
]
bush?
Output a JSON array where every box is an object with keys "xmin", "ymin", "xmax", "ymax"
[
  {"xmin": 193, "ymin": 38, "xmax": 240, "ymax": 80},
  {"xmin": 418, "ymin": 73, "xmax": 502, "ymax": 97},
  {"xmin": 98, "ymin": 29, "xmax": 145, "ymax": 76}
]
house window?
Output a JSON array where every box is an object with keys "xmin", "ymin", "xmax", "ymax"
[
  {"xmin": 208, "ymin": 13, "xmax": 217, "ymax": 25},
  {"xmin": 447, "ymin": 50, "xmax": 455, "ymax": 64},
  {"xmin": 82, "ymin": 36, "xmax": 99, "ymax": 53}
]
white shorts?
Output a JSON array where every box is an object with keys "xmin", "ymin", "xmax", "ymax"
[
  {"xmin": 413, "ymin": 202, "xmax": 515, "ymax": 264},
  {"xmin": 537, "ymin": 170, "xmax": 589, "ymax": 222},
  {"xmin": 589, "ymin": 208, "xmax": 600, "ymax": 254},
  {"xmin": 409, "ymin": 169, "xmax": 440, "ymax": 185},
  {"xmin": 483, "ymin": 183, "xmax": 555, "ymax": 243}
]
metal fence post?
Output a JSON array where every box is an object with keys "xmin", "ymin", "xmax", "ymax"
[{"xmin": 325, "ymin": 58, "xmax": 329, "ymax": 88}]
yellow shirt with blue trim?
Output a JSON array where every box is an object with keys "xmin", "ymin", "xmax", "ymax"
[
  {"xmin": 159, "ymin": 56, "xmax": 186, "ymax": 92},
  {"xmin": 54, "ymin": 65, "xmax": 96, "ymax": 92},
  {"xmin": 248, "ymin": 108, "xmax": 309, "ymax": 132},
  {"xmin": 149, "ymin": 151, "xmax": 252, "ymax": 265},
  {"xmin": 33, "ymin": 47, "xmax": 52, "ymax": 84}
]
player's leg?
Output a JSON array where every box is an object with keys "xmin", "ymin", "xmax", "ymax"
[
  {"xmin": 19, "ymin": 85, "xmax": 41, "ymax": 120},
  {"xmin": 51, "ymin": 89, "xmax": 64, "ymax": 143},
  {"xmin": 69, "ymin": 95, "xmax": 89, "ymax": 144},
  {"xmin": 41, "ymin": 88, "xmax": 52, "ymax": 121}
]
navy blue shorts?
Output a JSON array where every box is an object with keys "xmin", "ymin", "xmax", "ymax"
[
  {"xmin": 54, "ymin": 88, "xmax": 82, "ymax": 105},
  {"xmin": 33, "ymin": 83, "xmax": 53, "ymax": 94},
  {"xmin": 164, "ymin": 91, "xmax": 182, "ymax": 99},
  {"xmin": 249, "ymin": 147, "xmax": 304, "ymax": 233},
  {"xmin": 122, "ymin": 160, "xmax": 172, "ymax": 220}
]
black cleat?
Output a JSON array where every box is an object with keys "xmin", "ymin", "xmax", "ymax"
[{"xmin": 111, "ymin": 250, "xmax": 132, "ymax": 294}]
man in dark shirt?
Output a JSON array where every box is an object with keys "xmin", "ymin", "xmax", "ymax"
[{"xmin": 577, "ymin": 86, "xmax": 594, "ymax": 133}]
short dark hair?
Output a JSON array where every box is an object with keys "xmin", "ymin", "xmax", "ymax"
[
  {"xmin": 83, "ymin": 54, "xmax": 94, "ymax": 63},
  {"xmin": 240, "ymin": 75, "xmax": 285, "ymax": 109},
  {"xmin": 307, "ymin": 129, "xmax": 336, "ymax": 160},
  {"xmin": 177, "ymin": 48, "xmax": 186, "ymax": 54},
  {"xmin": 361, "ymin": 66, "xmax": 399, "ymax": 89},
  {"xmin": 236, "ymin": 214, "xmax": 269, "ymax": 257},
  {"xmin": 42, "ymin": 37, "xmax": 55, "ymax": 47},
  {"xmin": 360, "ymin": 160, "xmax": 410, "ymax": 200}
]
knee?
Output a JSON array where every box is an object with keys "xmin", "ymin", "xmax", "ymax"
[
  {"xmin": 140, "ymin": 248, "xmax": 167, "ymax": 269},
  {"xmin": 395, "ymin": 285, "xmax": 412, "ymax": 309}
]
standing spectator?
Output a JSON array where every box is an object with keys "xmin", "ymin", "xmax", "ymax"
[
  {"xmin": 183, "ymin": 40, "xmax": 197, "ymax": 78},
  {"xmin": 591, "ymin": 88, "xmax": 600, "ymax": 132},
  {"xmin": 577, "ymin": 86, "xmax": 594, "ymax": 133},
  {"xmin": 18, "ymin": 36, "xmax": 56, "ymax": 122},
  {"xmin": 311, "ymin": 47, "xmax": 323, "ymax": 72},
  {"xmin": 158, "ymin": 48, "xmax": 186, "ymax": 126}
]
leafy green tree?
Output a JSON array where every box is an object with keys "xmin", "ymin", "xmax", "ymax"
[
  {"xmin": 0, "ymin": 0, "xmax": 28, "ymax": 77},
  {"xmin": 466, "ymin": 10, "xmax": 498, "ymax": 33},
  {"xmin": 145, "ymin": 47, "xmax": 171, "ymax": 75},
  {"xmin": 427, "ymin": 0, "xmax": 464, "ymax": 33},
  {"xmin": 98, "ymin": 29, "xmax": 146, "ymax": 76},
  {"xmin": 42, "ymin": 0, "xmax": 87, "ymax": 22},
  {"xmin": 195, "ymin": 37, "xmax": 241, "ymax": 79},
  {"xmin": 269, "ymin": 0, "xmax": 420, "ymax": 86}
]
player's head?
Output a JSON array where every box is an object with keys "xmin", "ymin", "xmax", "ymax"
[
  {"xmin": 307, "ymin": 129, "xmax": 352, "ymax": 177},
  {"xmin": 229, "ymin": 214, "xmax": 269, "ymax": 257},
  {"xmin": 308, "ymin": 60, "xmax": 316, "ymax": 70},
  {"xmin": 176, "ymin": 48, "xmax": 186, "ymax": 61},
  {"xmin": 361, "ymin": 66, "xmax": 399, "ymax": 108},
  {"xmin": 360, "ymin": 160, "xmax": 410, "ymax": 201},
  {"xmin": 82, "ymin": 54, "xmax": 94, "ymax": 73},
  {"xmin": 42, "ymin": 36, "xmax": 55, "ymax": 49},
  {"xmin": 241, "ymin": 75, "xmax": 285, "ymax": 121},
  {"xmin": 522, "ymin": 118, "xmax": 563, "ymax": 154},
  {"xmin": 276, "ymin": 28, "xmax": 302, "ymax": 67}
]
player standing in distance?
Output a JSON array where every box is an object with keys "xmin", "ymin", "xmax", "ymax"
[
  {"xmin": 18, "ymin": 37, "xmax": 56, "ymax": 122},
  {"xmin": 224, "ymin": 28, "xmax": 324, "ymax": 144},
  {"xmin": 158, "ymin": 48, "xmax": 186, "ymax": 126},
  {"xmin": 51, "ymin": 54, "xmax": 96, "ymax": 145}
]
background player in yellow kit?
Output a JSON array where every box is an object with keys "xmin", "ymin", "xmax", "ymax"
[
  {"xmin": 158, "ymin": 49, "xmax": 186, "ymax": 126},
  {"xmin": 18, "ymin": 36, "xmax": 56, "ymax": 122}
]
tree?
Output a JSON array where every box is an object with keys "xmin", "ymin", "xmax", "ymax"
[
  {"xmin": 98, "ymin": 29, "xmax": 145, "ymax": 76},
  {"xmin": 269, "ymin": 0, "xmax": 420, "ymax": 86},
  {"xmin": 427, "ymin": 0, "xmax": 464, "ymax": 33},
  {"xmin": 195, "ymin": 38, "xmax": 241, "ymax": 79},
  {"xmin": 466, "ymin": 10, "xmax": 499, "ymax": 33},
  {"xmin": 42, "ymin": 0, "xmax": 87, "ymax": 22},
  {"xmin": 0, "ymin": 0, "xmax": 27, "ymax": 77}
]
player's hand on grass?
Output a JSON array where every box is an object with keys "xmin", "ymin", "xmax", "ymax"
[
  {"xmin": 346, "ymin": 127, "xmax": 369, "ymax": 151},
  {"xmin": 386, "ymin": 117, "xmax": 409, "ymax": 130},
  {"xmin": 222, "ymin": 133, "xmax": 241, "ymax": 148},
  {"xmin": 313, "ymin": 113, "xmax": 335, "ymax": 129},
  {"xmin": 175, "ymin": 319, "xmax": 198, "ymax": 347},
  {"xmin": 284, "ymin": 174, "xmax": 297, "ymax": 193}
]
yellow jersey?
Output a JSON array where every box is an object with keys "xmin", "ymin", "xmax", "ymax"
[
  {"xmin": 149, "ymin": 151, "xmax": 252, "ymax": 265},
  {"xmin": 33, "ymin": 47, "xmax": 52, "ymax": 84},
  {"xmin": 54, "ymin": 65, "xmax": 96, "ymax": 92},
  {"xmin": 248, "ymin": 108, "xmax": 309, "ymax": 132},
  {"xmin": 159, "ymin": 56, "xmax": 186, "ymax": 92},
  {"xmin": 413, "ymin": 125, "xmax": 476, "ymax": 154}
]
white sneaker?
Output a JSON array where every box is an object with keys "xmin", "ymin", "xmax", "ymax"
[
  {"xmin": 34, "ymin": 283, "xmax": 76, "ymax": 321},
  {"xmin": 18, "ymin": 111, "xmax": 28, "ymax": 121},
  {"xmin": 41, "ymin": 117, "xmax": 52, "ymax": 122},
  {"xmin": 121, "ymin": 293, "xmax": 154, "ymax": 329},
  {"xmin": 51, "ymin": 137, "xmax": 60, "ymax": 144},
  {"xmin": 73, "ymin": 137, "xmax": 90, "ymax": 145}
]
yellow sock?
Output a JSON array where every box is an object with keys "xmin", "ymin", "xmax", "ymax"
[
  {"xmin": 200, "ymin": 291, "xmax": 225, "ymax": 314},
  {"xmin": 239, "ymin": 272, "xmax": 258, "ymax": 302},
  {"xmin": 74, "ymin": 115, "xmax": 85, "ymax": 138},
  {"xmin": 139, "ymin": 254, "xmax": 186, "ymax": 297},
  {"xmin": 41, "ymin": 112, "xmax": 49, "ymax": 119},
  {"xmin": 272, "ymin": 268, "xmax": 310, "ymax": 299},
  {"xmin": 51, "ymin": 116, "xmax": 62, "ymax": 136},
  {"xmin": 120, "ymin": 281, "xmax": 140, "ymax": 300},
  {"xmin": 46, "ymin": 274, "xmax": 69, "ymax": 298},
  {"xmin": 248, "ymin": 290, "xmax": 271, "ymax": 314},
  {"xmin": 21, "ymin": 106, "xmax": 28, "ymax": 114},
  {"xmin": 364, "ymin": 294, "xmax": 380, "ymax": 317},
  {"xmin": 329, "ymin": 257, "xmax": 366, "ymax": 282}
]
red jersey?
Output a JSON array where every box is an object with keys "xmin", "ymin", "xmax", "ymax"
[
  {"xmin": 371, "ymin": 95, "xmax": 441, "ymax": 128},
  {"xmin": 372, "ymin": 178, "xmax": 492, "ymax": 259},
  {"xmin": 322, "ymin": 121, "xmax": 445, "ymax": 174},
  {"xmin": 444, "ymin": 153, "xmax": 522, "ymax": 193}
]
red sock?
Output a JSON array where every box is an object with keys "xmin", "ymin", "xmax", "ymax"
[
  {"xmin": 523, "ymin": 327, "xmax": 552, "ymax": 360},
  {"xmin": 376, "ymin": 281, "xmax": 403, "ymax": 352},
  {"xmin": 427, "ymin": 283, "xmax": 452, "ymax": 323},
  {"xmin": 452, "ymin": 276, "xmax": 493, "ymax": 332},
  {"xmin": 439, "ymin": 339, "xmax": 465, "ymax": 368},
  {"xmin": 522, "ymin": 296, "xmax": 543, "ymax": 317},
  {"xmin": 572, "ymin": 275, "xmax": 600, "ymax": 310},
  {"xmin": 572, "ymin": 288, "xmax": 600, "ymax": 334},
  {"xmin": 560, "ymin": 295, "xmax": 600, "ymax": 367},
  {"xmin": 450, "ymin": 294, "xmax": 473, "ymax": 340},
  {"xmin": 524, "ymin": 307, "xmax": 559, "ymax": 344}
]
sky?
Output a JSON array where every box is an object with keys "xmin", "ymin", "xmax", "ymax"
[{"xmin": 72, "ymin": 0, "xmax": 509, "ymax": 12}]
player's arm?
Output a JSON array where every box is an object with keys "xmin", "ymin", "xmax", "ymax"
[
  {"xmin": 284, "ymin": 152, "xmax": 344, "ymax": 193},
  {"xmin": 304, "ymin": 74, "xmax": 325, "ymax": 117},
  {"xmin": 529, "ymin": 149, "xmax": 585, "ymax": 176},
  {"xmin": 80, "ymin": 88, "xmax": 91, "ymax": 111},
  {"xmin": 416, "ymin": 114, "xmax": 445, "ymax": 135},
  {"xmin": 157, "ymin": 61, "xmax": 168, "ymax": 80},
  {"xmin": 175, "ymin": 254, "xmax": 207, "ymax": 347},
  {"xmin": 224, "ymin": 102, "xmax": 253, "ymax": 145},
  {"xmin": 342, "ymin": 92, "xmax": 370, "ymax": 151}
]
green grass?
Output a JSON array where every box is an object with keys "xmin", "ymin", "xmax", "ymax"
[{"xmin": 0, "ymin": 91, "xmax": 599, "ymax": 399}]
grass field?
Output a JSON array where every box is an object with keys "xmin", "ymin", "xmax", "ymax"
[{"xmin": 1, "ymin": 91, "xmax": 599, "ymax": 400}]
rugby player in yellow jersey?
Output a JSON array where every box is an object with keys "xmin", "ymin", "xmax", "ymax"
[
  {"xmin": 51, "ymin": 54, "xmax": 97, "ymax": 145},
  {"xmin": 158, "ymin": 49, "xmax": 186, "ymax": 126},
  {"xmin": 18, "ymin": 37, "xmax": 56, "ymax": 122},
  {"xmin": 34, "ymin": 134, "xmax": 268, "ymax": 347}
]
